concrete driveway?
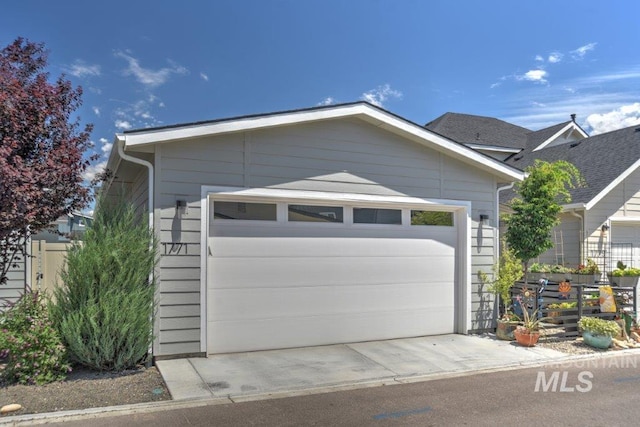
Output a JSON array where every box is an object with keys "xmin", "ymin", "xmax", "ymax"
[{"xmin": 156, "ymin": 334, "xmax": 570, "ymax": 402}]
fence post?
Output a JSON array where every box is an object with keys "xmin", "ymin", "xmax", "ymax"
[{"xmin": 577, "ymin": 284, "xmax": 583, "ymax": 321}]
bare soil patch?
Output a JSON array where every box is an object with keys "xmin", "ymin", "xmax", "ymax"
[{"xmin": 0, "ymin": 364, "xmax": 170, "ymax": 417}]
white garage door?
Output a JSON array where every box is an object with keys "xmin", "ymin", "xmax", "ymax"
[{"xmin": 206, "ymin": 198, "xmax": 458, "ymax": 354}]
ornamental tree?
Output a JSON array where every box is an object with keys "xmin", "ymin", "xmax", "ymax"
[
  {"xmin": 0, "ymin": 38, "xmax": 94, "ymax": 285},
  {"xmin": 504, "ymin": 160, "xmax": 583, "ymax": 282}
]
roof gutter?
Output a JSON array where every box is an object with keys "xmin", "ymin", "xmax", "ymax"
[{"xmin": 117, "ymin": 137, "xmax": 154, "ymax": 231}]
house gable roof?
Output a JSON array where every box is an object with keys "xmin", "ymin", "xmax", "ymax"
[
  {"xmin": 114, "ymin": 102, "xmax": 524, "ymax": 182},
  {"xmin": 528, "ymin": 121, "xmax": 589, "ymax": 152},
  {"xmin": 425, "ymin": 112, "xmax": 531, "ymax": 150},
  {"xmin": 505, "ymin": 124, "xmax": 640, "ymax": 208}
]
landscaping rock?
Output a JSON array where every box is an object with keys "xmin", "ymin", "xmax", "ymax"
[{"xmin": 1, "ymin": 404, "xmax": 22, "ymax": 414}]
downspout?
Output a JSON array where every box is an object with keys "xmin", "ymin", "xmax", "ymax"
[
  {"xmin": 569, "ymin": 209, "xmax": 584, "ymax": 263},
  {"xmin": 495, "ymin": 182, "xmax": 515, "ymax": 261},
  {"xmin": 117, "ymin": 137, "xmax": 155, "ymax": 365},
  {"xmin": 116, "ymin": 137, "xmax": 154, "ymax": 230}
]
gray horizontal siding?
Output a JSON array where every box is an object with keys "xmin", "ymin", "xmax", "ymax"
[{"xmin": 0, "ymin": 254, "xmax": 26, "ymax": 311}]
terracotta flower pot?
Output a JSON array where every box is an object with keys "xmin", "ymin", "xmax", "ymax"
[{"xmin": 514, "ymin": 328, "xmax": 540, "ymax": 347}]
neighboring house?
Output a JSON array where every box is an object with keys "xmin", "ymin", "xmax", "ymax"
[
  {"xmin": 427, "ymin": 111, "xmax": 640, "ymax": 274},
  {"xmin": 31, "ymin": 211, "xmax": 93, "ymax": 243},
  {"xmin": 103, "ymin": 102, "xmax": 524, "ymax": 358}
]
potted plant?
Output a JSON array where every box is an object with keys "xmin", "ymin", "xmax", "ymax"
[
  {"xmin": 513, "ymin": 294, "xmax": 545, "ymax": 346},
  {"xmin": 573, "ymin": 258, "xmax": 601, "ymax": 285},
  {"xmin": 608, "ymin": 262, "xmax": 640, "ymax": 287},
  {"xmin": 487, "ymin": 242, "xmax": 523, "ymax": 340},
  {"xmin": 578, "ymin": 317, "xmax": 621, "ymax": 349}
]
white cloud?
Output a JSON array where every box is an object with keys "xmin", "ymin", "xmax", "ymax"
[
  {"xmin": 571, "ymin": 42, "xmax": 597, "ymax": 60},
  {"xmin": 317, "ymin": 97, "xmax": 336, "ymax": 106},
  {"xmin": 535, "ymin": 55, "xmax": 544, "ymax": 62},
  {"xmin": 115, "ymin": 51, "xmax": 188, "ymax": 87},
  {"xmin": 585, "ymin": 103, "xmax": 640, "ymax": 135},
  {"xmin": 101, "ymin": 141, "xmax": 113, "ymax": 154},
  {"xmin": 65, "ymin": 60, "xmax": 101, "ymax": 78},
  {"xmin": 99, "ymin": 137, "xmax": 108, "ymax": 144},
  {"xmin": 516, "ymin": 69, "xmax": 548, "ymax": 84},
  {"xmin": 115, "ymin": 119, "xmax": 132, "ymax": 130},
  {"xmin": 83, "ymin": 160, "xmax": 107, "ymax": 182},
  {"xmin": 360, "ymin": 84, "xmax": 402, "ymax": 107},
  {"xmin": 548, "ymin": 52, "xmax": 563, "ymax": 63},
  {"xmin": 200, "ymin": 72, "xmax": 209, "ymax": 81},
  {"xmin": 92, "ymin": 106, "xmax": 100, "ymax": 116}
]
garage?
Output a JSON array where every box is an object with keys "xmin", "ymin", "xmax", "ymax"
[{"xmin": 205, "ymin": 189, "xmax": 463, "ymax": 354}]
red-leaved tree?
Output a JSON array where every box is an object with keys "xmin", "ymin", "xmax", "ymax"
[{"xmin": 0, "ymin": 38, "xmax": 95, "ymax": 285}]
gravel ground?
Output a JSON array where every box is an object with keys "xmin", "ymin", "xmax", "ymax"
[{"xmin": 0, "ymin": 364, "xmax": 171, "ymax": 417}]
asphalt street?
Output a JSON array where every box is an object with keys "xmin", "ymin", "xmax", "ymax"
[{"xmin": 46, "ymin": 353, "xmax": 640, "ymax": 427}]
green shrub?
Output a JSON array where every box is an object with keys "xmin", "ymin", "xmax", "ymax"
[
  {"xmin": 578, "ymin": 317, "xmax": 621, "ymax": 337},
  {"xmin": 50, "ymin": 197, "xmax": 158, "ymax": 371},
  {"xmin": 0, "ymin": 288, "xmax": 71, "ymax": 385}
]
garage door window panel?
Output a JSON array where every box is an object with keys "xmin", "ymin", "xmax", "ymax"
[
  {"xmin": 411, "ymin": 210, "xmax": 454, "ymax": 226},
  {"xmin": 353, "ymin": 208, "xmax": 402, "ymax": 225},
  {"xmin": 213, "ymin": 201, "xmax": 277, "ymax": 221},
  {"xmin": 288, "ymin": 204, "xmax": 344, "ymax": 223}
]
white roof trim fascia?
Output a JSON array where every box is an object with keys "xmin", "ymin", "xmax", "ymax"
[
  {"xmin": 532, "ymin": 122, "xmax": 588, "ymax": 152},
  {"xmin": 585, "ymin": 158, "xmax": 640, "ymax": 210},
  {"xmin": 609, "ymin": 216, "xmax": 640, "ymax": 223},
  {"xmin": 124, "ymin": 104, "xmax": 371, "ymax": 147},
  {"xmin": 562, "ymin": 203, "xmax": 586, "ymax": 211},
  {"xmin": 121, "ymin": 103, "xmax": 525, "ymax": 182},
  {"xmin": 464, "ymin": 143, "xmax": 521, "ymax": 153}
]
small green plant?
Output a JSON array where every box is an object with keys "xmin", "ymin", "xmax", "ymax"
[
  {"xmin": 514, "ymin": 293, "xmax": 547, "ymax": 332},
  {"xmin": 0, "ymin": 288, "xmax": 71, "ymax": 385},
  {"xmin": 578, "ymin": 317, "xmax": 621, "ymax": 337},
  {"xmin": 529, "ymin": 263, "xmax": 547, "ymax": 273},
  {"xmin": 486, "ymin": 242, "xmax": 523, "ymax": 320},
  {"xmin": 611, "ymin": 266, "xmax": 640, "ymax": 277},
  {"xmin": 574, "ymin": 258, "xmax": 600, "ymax": 275}
]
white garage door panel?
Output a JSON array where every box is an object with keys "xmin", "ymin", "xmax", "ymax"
[
  {"xmin": 208, "ymin": 307, "xmax": 454, "ymax": 354},
  {"xmin": 208, "ymin": 282, "xmax": 454, "ymax": 321},
  {"xmin": 211, "ymin": 235, "xmax": 456, "ymax": 258},
  {"xmin": 207, "ymin": 202, "xmax": 459, "ymax": 354},
  {"xmin": 209, "ymin": 253, "xmax": 455, "ymax": 289}
]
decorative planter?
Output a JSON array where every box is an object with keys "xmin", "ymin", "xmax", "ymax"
[
  {"xmin": 573, "ymin": 273, "xmax": 600, "ymax": 285},
  {"xmin": 525, "ymin": 272, "xmax": 545, "ymax": 283},
  {"xmin": 582, "ymin": 331, "xmax": 612, "ymax": 349},
  {"xmin": 608, "ymin": 275, "xmax": 640, "ymax": 287},
  {"xmin": 514, "ymin": 328, "xmax": 541, "ymax": 347},
  {"xmin": 496, "ymin": 319, "xmax": 519, "ymax": 341},
  {"xmin": 547, "ymin": 273, "xmax": 571, "ymax": 283}
]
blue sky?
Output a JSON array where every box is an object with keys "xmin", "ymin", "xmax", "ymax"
[{"xmin": 3, "ymin": 1, "xmax": 640, "ymax": 181}]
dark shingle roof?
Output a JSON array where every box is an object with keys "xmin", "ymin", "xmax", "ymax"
[
  {"xmin": 425, "ymin": 112, "xmax": 531, "ymax": 149},
  {"xmin": 505, "ymin": 124, "xmax": 640, "ymax": 205}
]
